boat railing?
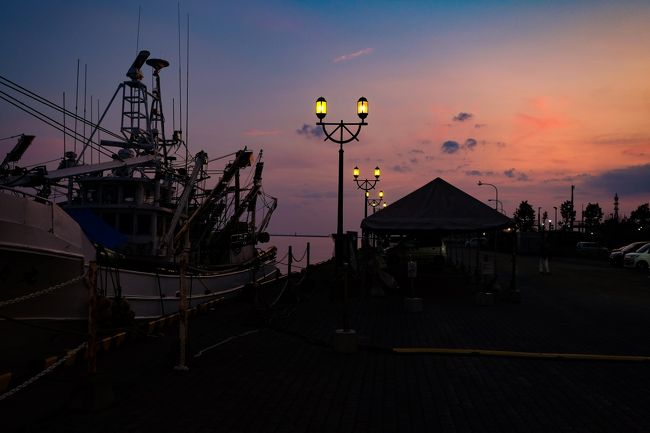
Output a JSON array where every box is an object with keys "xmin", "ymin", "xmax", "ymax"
[{"xmin": 0, "ymin": 185, "xmax": 56, "ymax": 234}]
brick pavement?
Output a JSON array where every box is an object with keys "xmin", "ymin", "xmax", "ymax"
[{"xmin": 2, "ymin": 256, "xmax": 650, "ymax": 432}]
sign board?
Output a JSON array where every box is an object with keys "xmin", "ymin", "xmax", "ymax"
[{"xmin": 407, "ymin": 260, "xmax": 417, "ymax": 278}]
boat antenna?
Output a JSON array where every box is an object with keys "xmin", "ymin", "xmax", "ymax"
[
  {"xmin": 90, "ymin": 95, "xmax": 93, "ymax": 164},
  {"xmin": 63, "ymin": 91, "xmax": 66, "ymax": 154},
  {"xmin": 136, "ymin": 5, "xmax": 141, "ymax": 55},
  {"xmin": 97, "ymin": 98, "xmax": 101, "ymax": 163},
  {"xmin": 185, "ymin": 13, "xmax": 190, "ymax": 170},
  {"xmin": 83, "ymin": 63, "xmax": 87, "ymax": 164},
  {"xmin": 74, "ymin": 59, "xmax": 79, "ymax": 155},
  {"xmin": 177, "ymin": 2, "xmax": 183, "ymax": 150}
]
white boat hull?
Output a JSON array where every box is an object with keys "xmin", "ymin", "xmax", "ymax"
[
  {"xmin": 98, "ymin": 262, "xmax": 278, "ymax": 319},
  {"xmin": 1, "ymin": 190, "xmax": 278, "ymax": 321}
]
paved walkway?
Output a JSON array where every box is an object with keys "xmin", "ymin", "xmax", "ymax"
[{"xmin": 2, "ymin": 255, "xmax": 650, "ymax": 432}]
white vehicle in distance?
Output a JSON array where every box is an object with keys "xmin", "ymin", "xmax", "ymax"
[{"xmin": 623, "ymin": 242, "xmax": 650, "ymax": 270}]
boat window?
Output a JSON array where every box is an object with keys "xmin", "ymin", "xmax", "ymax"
[
  {"xmin": 123, "ymin": 185, "xmax": 136, "ymax": 203},
  {"xmin": 102, "ymin": 186, "xmax": 118, "ymax": 204},
  {"xmin": 136, "ymin": 214, "xmax": 151, "ymax": 235},
  {"xmin": 143, "ymin": 186, "xmax": 154, "ymax": 205},
  {"xmin": 85, "ymin": 189, "xmax": 98, "ymax": 203},
  {"xmin": 118, "ymin": 213, "xmax": 134, "ymax": 235},
  {"xmin": 157, "ymin": 215, "xmax": 167, "ymax": 237}
]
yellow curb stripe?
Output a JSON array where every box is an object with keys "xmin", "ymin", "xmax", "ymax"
[
  {"xmin": 65, "ymin": 349, "xmax": 79, "ymax": 367},
  {"xmin": 0, "ymin": 373, "xmax": 12, "ymax": 393},
  {"xmin": 102, "ymin": 336, "xmax": 112, "ymax": 352},
  {"xmin": 393, "ymin": 347, "xmax": 650, "ymax": 362},
  {"xmin": 114, "ymin": 332, "xmax": 127, "ymax": 347}
]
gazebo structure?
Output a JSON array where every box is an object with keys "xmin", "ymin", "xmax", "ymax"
[{"xmin": 361, "ymin": 177, "xmax": 517, "ymax": 299}]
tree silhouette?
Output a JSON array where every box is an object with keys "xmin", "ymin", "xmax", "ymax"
[
  {"xmin": 513, "ymin": 200, "xmax": 535, "ymax": 231},
  {"xmin": 630, "ymin": 203, "xmax": 650, "ymax": 227},
  {"xmin": 583, "ymin": 202, "xmax": 603, "ymax": 231},
  {"xmin": 560, "ymin": 200, "xmax": 575, "ymax": 230}
]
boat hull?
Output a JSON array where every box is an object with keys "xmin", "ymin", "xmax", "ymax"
[
  {"xmin": 0, "ymin": 246, "xmax": 88, "ymax": 320},
  {"xmin": 98, "ymin": 262, "xmax": 278, "ymax": 319}
]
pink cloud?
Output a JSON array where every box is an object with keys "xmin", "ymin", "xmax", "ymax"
[
  {"xmin": 242, "ymin": 129, "xmax": 282, "ymax": 137},
  {"xmin": 333, "ymin": 48, "xmax": 373, "ymax": 63},
  {"xmin": 515, "ymin": 113, "xmax": 564, "ymax": 130}
]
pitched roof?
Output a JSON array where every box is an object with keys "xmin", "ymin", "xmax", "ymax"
[{"xmin": 361, "ymin": 177, "xmax": 512, "ymax": 233}]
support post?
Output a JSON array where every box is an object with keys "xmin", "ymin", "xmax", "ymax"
[
  {"xmin": 87, "ymin": 261, "xmax": 97, "ymax": 375},
  {"xmin": 175, "ymin": 252, "xmax": 189, "ymax": 371}
]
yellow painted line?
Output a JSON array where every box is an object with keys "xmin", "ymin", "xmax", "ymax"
[
  {"xmin": 393, "ymin": 347, "xmax": 650, "ymax": 362},
  {"xmin": 114, "ymin": 332, "xmax": 127, "ymax": 347},
  {"xmin": 65, "ymin": 349, "xmax": 79, "ymax": 367},
  {"xmin": 101, "ymin": 336, "xmax": 112, "ymax": 352},
  {"xmin": 0, "ymin": 373, "xmax": 12, "ymax": 393}
]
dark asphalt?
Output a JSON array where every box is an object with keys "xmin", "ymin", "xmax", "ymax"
[{"xmin": 2, "ymin": 254, "xmax": 650, "ymax": 433}]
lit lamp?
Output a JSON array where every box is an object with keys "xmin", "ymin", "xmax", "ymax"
[
  {"xmin": 353, "ymin": 166, "xmax": 381, "ymax": 245},
  {"xmin": 315, "ymin": 95, "xmax": 370, "ymax": 349},
  {"xmin": 316, "ymin": 97, "xmax": 327, "ymax": 120},
  {"xmin": 357, "ymin": 97, "xmax": 368, "ymax": 120}
]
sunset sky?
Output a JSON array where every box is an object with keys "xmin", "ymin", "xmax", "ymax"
[{"xmin": 1, "ymin": 0, "xmax": 649, "ymax": 237}]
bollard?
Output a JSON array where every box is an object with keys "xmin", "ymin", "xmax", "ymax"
[{"xmin": 404, "ymin": 257, "xmax": 423, "ymax": 312}]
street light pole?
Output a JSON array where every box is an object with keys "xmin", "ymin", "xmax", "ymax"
[
  {"xmin": 315, "ymin": 96, "xmax": 368, "ymax": 267},
  {"xmin": 489, "ymin": 199, "xmax": 504, "ymax": 213},
  {"xmin": 478, "ymin": 180, "xmax": 499, "ymax": 286},
  {"xmin": 353, "ymin": 166, "xmax": 380, "ymax": 247},
  {"xmin": 554, "ymin": 206, "xmax": 558, "ymax": 231},
  {"xmin": 367, "ymin": 191, "xmax": 384, "ymax": 247}
]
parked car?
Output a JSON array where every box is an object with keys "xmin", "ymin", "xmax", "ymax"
[
  {"xmin": 464, "ymin": 237, "xmax": 487, "ymax": 248},
  {"xmin": 623, "ymin": 242, "xmax": 650, "ymax": 270},
  {"xmin": 575, "ymin": 241, "xmax": 609, "ymax": 257},
  {"xmin": 609, "ymin": 241, "xmax": 650, "ymax": 266}
]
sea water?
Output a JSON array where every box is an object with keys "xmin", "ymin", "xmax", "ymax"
[{"xmin": 269, "ymin": 236, "xmax": 334, "ymax": 274}]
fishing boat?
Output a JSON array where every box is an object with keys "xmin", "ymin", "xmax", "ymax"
[{"xmin": 0, "ymin": 50, "xmax": 278, "ymax": 320}]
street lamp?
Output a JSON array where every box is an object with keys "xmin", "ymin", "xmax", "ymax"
[
  {"xmin": 488, "ymin": 199, "xmax": 504, "ymax": 213},
  {"xmin": 367, "ymin": 191, "xmax": 385, "ymax": 247},
  {"xmin": 367, "ymin": 190, "xmax": 385, "ymax": 213},
  {"xmin": 315, "ymin": 96, "xmax": 369, "ymax": 267},
  {"xmin": 553, "ymin": 206, "xmax": 558, "ymax": 231},
  {"xmin": 478, "ymin": 181, "xmax": 499, "ymax": 284},
  {"xmin": 353, "ymin": 165, "xmax": 380, "ymax": 246}
]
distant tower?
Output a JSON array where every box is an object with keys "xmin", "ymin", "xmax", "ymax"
[
  {"xmin": 613, "ymin": 193, "xmax": 619, "ymax": 223},
  {"xmin": 570, "ymin": 185, "xmax": 575, "ymax": 230}
]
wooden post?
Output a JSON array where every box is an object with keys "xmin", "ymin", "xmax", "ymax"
[
  {"xmin": 87, "ymin": 261, "xmax": 97, "ymax": 375},
  {"xmin": 175, "ymin": 253, "xmax": 189, "ymax": 371},
  {"xmin": 288, "ymin": 245, "xmax": 293, "ymax": 279}
]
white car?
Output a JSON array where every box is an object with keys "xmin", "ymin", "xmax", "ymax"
[{"xmin": 623, "ymin": 242, "xmax": 650, "ymax": 270}]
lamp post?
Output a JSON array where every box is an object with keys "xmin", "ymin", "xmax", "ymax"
[
  {"xmin": 488, "ymin": 199, "xmax": 504, "ymax": 213},
  {"xmin": 353, "ymin": 165, "xmax": 380, "ymax": 247},
  {"xmin": 367, "ymin": 190, "xmax": 384, "ymax": 213},
  {"xmin": 553, "ymin": 206, "xmax": 558, "ymax": 231},
  {"xmin": 538, "ymin": 206, "xmax": 542, "ymax": 231},
  {"xmin": 366, "ymin": 191, "xmax": 385, "ymax": 247},
  {"xmin": 316, "ymin": 96, "xmax": 369, "ymax": 267},
  {"xmin": 478, "ymin": 181, "xmax": 499, "ymax": 285}
]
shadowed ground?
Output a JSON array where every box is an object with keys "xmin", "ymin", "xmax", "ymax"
[{"xmin": 2, "ymin": 253, "xmax": 650, "ymax": 433}]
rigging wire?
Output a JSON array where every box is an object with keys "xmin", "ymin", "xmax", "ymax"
[
  {"xmin": 0, "ymin": 75, "xmax": 124, "ymax": 141},
  {"xmin": 0, "ymin": 92, "xmax": 115, "ymax": 161}
]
